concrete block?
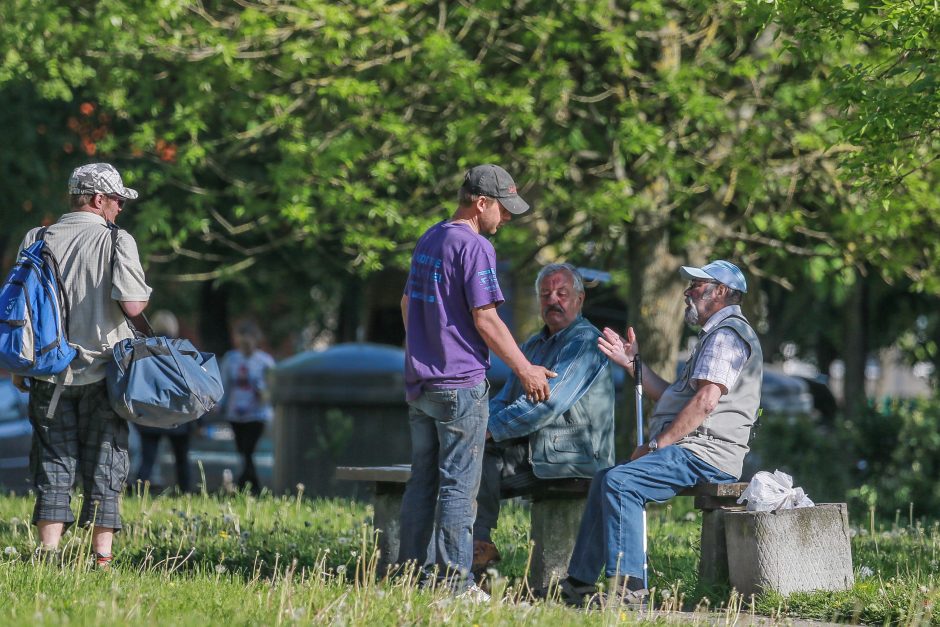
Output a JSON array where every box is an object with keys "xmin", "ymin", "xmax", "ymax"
[
  {"xmin": 724, "ymin": 503, "xmax": 854, "ymax": 598},
  {"xmin": 699, "ymin": 509, "xmax": 731, "ymax": 587},
  {"xmin": 373, "ymin": 491, "xmax": 403, "ymax": 573},
  {"xmin": 529, "ymin": 496, "xmax": 587, "ymax": 591}
]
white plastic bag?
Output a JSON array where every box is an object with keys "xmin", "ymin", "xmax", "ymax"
[{"xmin": 736, "ymin": 470, "xmax": 815, "ymax": 512}]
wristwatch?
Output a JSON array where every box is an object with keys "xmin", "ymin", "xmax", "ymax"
[{"xmin": 647, "ymin": 437, "xmax": 659, "ymax": 451}]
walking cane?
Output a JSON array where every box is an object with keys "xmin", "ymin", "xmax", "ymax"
[{"xmin": 634, "ymin": 354, "xmax": 648, "ymax": 590}]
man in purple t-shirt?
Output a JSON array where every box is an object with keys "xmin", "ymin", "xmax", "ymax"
[{"xmin": 398, "ymin": 164, "xmax": 556, "ymax": 598}]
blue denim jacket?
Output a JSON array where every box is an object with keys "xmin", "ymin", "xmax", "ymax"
[{"xmin": 488, "ymin": 316, "xmax": 615, "ymax": 479}]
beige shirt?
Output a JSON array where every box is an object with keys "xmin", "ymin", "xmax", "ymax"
[{"xmin": 21, "ymin": 212, "xmax": 152, "ymax": 385}]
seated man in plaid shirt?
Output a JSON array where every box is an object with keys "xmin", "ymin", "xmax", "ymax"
[{"xmin": 559, "ymin": 260, "xmax": 763, "ymax": 607}]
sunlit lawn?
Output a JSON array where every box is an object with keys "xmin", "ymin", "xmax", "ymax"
[{"xmin": 1, "ymin": 486, "xmax": 938, "ymax": 625}]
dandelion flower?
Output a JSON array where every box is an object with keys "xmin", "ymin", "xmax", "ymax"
[{"xmin": 4, "ymin": 546, "xmax": 18, "ymax": 557}]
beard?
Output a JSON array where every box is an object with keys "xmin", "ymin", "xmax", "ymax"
[{"xmin": 685, "ymin": 284, "xmax": 717, "ymax": 327}]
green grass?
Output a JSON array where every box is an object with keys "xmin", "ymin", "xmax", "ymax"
[{"xmin": 1, "ymin": 487, "xmax": 939, "ymax": 625}]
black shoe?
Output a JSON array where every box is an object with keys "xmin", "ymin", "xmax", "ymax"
[
  {"xmin": 470, "ymin": 540, "xmax": 501, "ymax": 581},
  {"xmin": 593, "ymin": 587, "xmax": 649, "ymax": 610},
  {"xmin": 559, "ymin": 577, "xmax": 598, "ymax": 608}
]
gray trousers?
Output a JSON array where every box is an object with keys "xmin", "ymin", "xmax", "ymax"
[
  {"xmin": 472, "ymin": 437, "xmax": 540, "ymax": 542},
  {"xmin": 28, "ymin": 380, "xmax": 129, "ymax": 530}
]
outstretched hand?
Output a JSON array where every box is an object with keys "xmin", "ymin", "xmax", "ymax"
[
  {"xmin": 519, "ymin": 364, "xmax": 557, "ymax": 403},
  {"xmin": 597, "ymin": 326, "xmax": 639, "ymax": 373}
]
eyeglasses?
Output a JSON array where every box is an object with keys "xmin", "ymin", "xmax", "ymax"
[
  {"xmin": 103, "ymin": 194, "xmax": 126, "ymax": 209},
  {"xmin": 686, "ymin": 280, "xmax": 718, "ymax": 292}
]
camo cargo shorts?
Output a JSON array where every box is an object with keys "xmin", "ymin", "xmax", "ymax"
[{"xmin": 28, "ymin": 379, "xmax": 129, "ymax": 530}]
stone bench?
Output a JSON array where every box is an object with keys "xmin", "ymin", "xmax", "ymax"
[
  {"xmin": 334, "ymin": 464, "xmax": 588, "ymax": 589},
  {"xmin": 678, "ymin": 481, "xmax": 748, "ymax": 588},
  {"xmin": 335, "ymin": 464, "xmax": 746, "ymax": 590},
  {"xmin": 724, "ymin": 503, "xmax": 855, "ymax": 597}
]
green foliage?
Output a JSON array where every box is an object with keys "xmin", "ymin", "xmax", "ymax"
[
  {"xmin": 845, "ymin": 398, "xmax": 940, "ymax": 520},
  {"xmin": 0, "ymin": 0, "xmax": 936, "ymax": 364},
  {"xmin": 750, "ymin": 397, "xmax": 940, "ymax": 522},
  {"xmin": 746, "ymin": 0, "xmax": 940, "ymax": 293}
]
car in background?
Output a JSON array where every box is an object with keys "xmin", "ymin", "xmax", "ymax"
[
  {"xmin": 1, "ymin": 372, "xmax": 273, "ymax": 495},
  {"xmin": 0, "ymin": 375, "xmax": 31, "ymax": 493}
]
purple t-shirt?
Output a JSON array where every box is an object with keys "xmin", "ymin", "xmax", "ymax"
[{"xmin": 404, "ymin": 220, "xmax": 504, "ymax": 401}]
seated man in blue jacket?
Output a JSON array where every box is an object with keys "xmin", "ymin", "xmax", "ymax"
[{"xmin": 472, "ymin": 263, "xmax": 615, "ymax": 576}]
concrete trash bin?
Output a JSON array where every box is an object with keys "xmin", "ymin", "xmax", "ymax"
[
  {"xmin": 724, "ymin": 503, "xmax": 854, "ymax": 598},
  {"xmin": 271, "ymin": 343, "xmax": 410, "ymax": 496}
]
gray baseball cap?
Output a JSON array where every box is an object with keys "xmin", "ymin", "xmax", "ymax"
[
  {"xmin": 462, "ymin": 164, "xmax": 529, "ymax": 215},
  {"xmin": 68, "ymin": 163, "xmax": 139, "ymax": 200},
  {"xmin": 679, "ymin": 260, "xmax": 748, "ymax": 293}
]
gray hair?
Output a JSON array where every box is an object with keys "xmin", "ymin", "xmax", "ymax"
[
  {"xmin": 725, "ymin": 289, "xmax": 744, "ymax": 305},
  {"xmin": 535, "ymin": 263, "xmax": 584, "ymax": 296},
  {"xmin": 69, "ymin": 194, "xmax": 94, "ymax": 209}
]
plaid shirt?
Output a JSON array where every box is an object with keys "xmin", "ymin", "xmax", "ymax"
[{"xmin": 690, "ymin": 306, "xmax": 751, "ymax": 393}]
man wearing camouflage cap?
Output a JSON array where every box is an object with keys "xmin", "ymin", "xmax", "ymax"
[{"xmin": 13, "ymin": 162, "xmax": 151, "ymax": 567}]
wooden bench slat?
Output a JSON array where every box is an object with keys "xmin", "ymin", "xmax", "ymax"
[
  {"xmin": 335, "ymin": 465, "xmax": 411, "ymax": 483},
  {"xmin": 336, "ymin": 466, "xmax": 747, "ymax": 500},
  {"xmin": 680, "ymin": 482, "xmax": 747, "ymax": 498}
]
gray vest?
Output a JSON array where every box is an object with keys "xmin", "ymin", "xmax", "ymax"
[{"xmin": 649, "ymin": 314, "xmax": 763, "ymax": 478}]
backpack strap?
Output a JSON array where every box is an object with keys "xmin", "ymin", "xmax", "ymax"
[
  {"xmin": 33, "ymin": 225, "xmax": 71, "ymax": 419},
  {"xmin": 106, "ymin": 223, "xmax": 154, "ymax": 338},
  {"xmin": 36, "ymin": 225, "xmax": 72, "ymax": 338}
]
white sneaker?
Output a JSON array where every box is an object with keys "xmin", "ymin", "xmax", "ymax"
[{"xmin": 457, "ymin": 583, "xmax": 491, "ymax": 604}]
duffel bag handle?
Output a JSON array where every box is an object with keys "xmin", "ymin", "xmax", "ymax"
[{"xmin": 126, "ymin": 312, "xmax": 154, "ymax": 338}]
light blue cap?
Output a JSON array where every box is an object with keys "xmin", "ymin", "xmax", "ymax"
[{"xmin": 679, "ymin": 260, "xmax": 747, "ymax": 293}]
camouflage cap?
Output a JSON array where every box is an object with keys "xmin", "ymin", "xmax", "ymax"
[{"xmin": 68, "ymin": 163, "xmax": 139, "ymax": 200}]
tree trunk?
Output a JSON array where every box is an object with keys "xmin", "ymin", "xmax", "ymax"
[
  {"xmin": 199, "ymin": 281, "xmax": 231, "ymax": 356},
  {"xmin": 842, "ymin": 269, "xmax": 869, "ymax": 421},
  {"xmin": 626, "ymin": 227, "xmax": 688, "ymax": 384},
  {"xmin": 338, "ymin": 275, "xmax": 363, "ymax": 343}
]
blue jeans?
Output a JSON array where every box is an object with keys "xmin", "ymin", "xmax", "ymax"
[
  {"xmin": 398, "ymin": 381, "xmax": 488, "ymax": 585},
  {"xmin": 567, "ymin": 445, "xmax": 735, "ymax": 582}
]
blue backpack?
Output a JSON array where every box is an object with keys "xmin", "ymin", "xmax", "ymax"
[{"xmin": 0, "ymin": 228, "xmax": 77, "ymax": 376}]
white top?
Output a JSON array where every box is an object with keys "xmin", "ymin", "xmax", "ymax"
[{"xmin": 220, "ymin": 349, "xmax": 275, "ymax": 423}]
